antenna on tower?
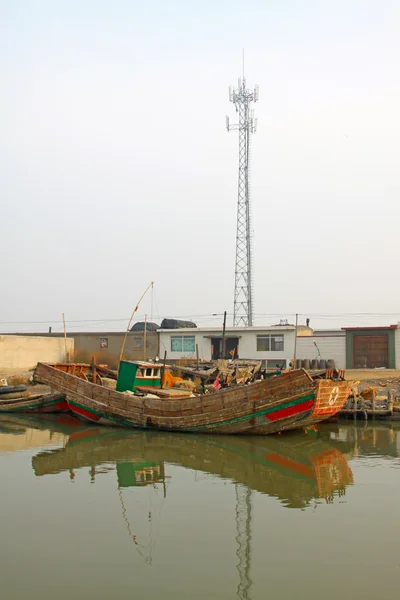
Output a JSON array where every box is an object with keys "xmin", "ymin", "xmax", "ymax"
[{"xmin": 227, "ymin": 58, "xmax": 258, "ymax": 327}]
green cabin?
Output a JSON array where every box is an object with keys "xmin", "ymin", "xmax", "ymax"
[
  {"xmin": 116, "ymin": 360, "xmax": 163, "ymax": 393},
  {"xmin": 116, "ymin": 462, "xmax": 164, "ymax": 487}
]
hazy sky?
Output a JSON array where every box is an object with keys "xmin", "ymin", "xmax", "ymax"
[{"xmin": 1, "ymin": 0, "xmax": 399, "ymax": 332}]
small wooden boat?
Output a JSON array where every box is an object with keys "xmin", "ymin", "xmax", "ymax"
[
  {"xmin": 0, "ymin": 392, "xmax": 68, "ymax": 414},
  {"xmin": 0, "ymin": 384, "xmax": 28, "ymax": 395},
  {"xmin": 35, "ymin": 361, "xmax": 351, "ymax": 434}
]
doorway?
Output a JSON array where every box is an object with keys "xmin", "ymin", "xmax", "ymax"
[{"xmin": 211, "ymin": 337, "xmax": 239, "ymax": 360}]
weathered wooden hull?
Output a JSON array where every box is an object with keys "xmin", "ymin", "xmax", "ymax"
[
  {"xmin": 0, "ymin": 393, "xmax": 68, "ymax": 414},
  {"xmin": 35, "ymin": 363, "xmax": 349, "ymax": 434},
  {"xmin": 65, "ymin": 393, "xmax": 317, "ymax": 433},
  {"xmin": 36, "ymin": 362, "xmax": 320, "ymax": 434}
]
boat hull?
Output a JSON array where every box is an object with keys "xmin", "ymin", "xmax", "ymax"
[
  {"xmin": 35, "ymin": 363, "xmax": 352, "ymax": 434},
  {"xmin": 0, "ymin": 393, "xmax": 68, "ymax": 414},
  {"xmin": 36, "ymin": 362, "xmax": 344, "ymax": 435},
  {"xmin": 65, "ymin": 393, "xmax": 317, "ymax": 434}
]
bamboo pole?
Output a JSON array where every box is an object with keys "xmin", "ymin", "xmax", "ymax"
[
  {"xmin": 119, "ymin": 281, "xmax": 154, "ymax": 365},
  {"xmin": 91, "ymin": 356, "xmax": 97, "ymax": 384},
  {"xmin": 62, "ymin": 313, "xmax": 68, "ymax": 363},
  {"xmin": 161, "ymin": 350, "xmax": 167, "ymax": 389},
  {"xmin": 353, "ymin": 385, "xmax": 358, "ymax": 418},
  {"xmin": 143, "ymin": 314, "xmax": 147, "ymax": 361},
  {"xmin": 388, "ymin": 390, "xmax": 394, "ymax": 414},
  {"xmin": 222, "ymin": 311, "xmax": 227, "ymax": 359},
  {"xmin": 293, "ymin": 313, "xmax": 298, "ymax": 369}
]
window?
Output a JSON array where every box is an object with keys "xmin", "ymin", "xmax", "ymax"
[
  {"xmin": 171, "ymin": 335, "xmax": 195, "ymax": 353},
  {"xmin": 257, "ymin": 336, "xmax": 270, "ymax": 351},
  {"xmin": 271, "ymin": 335, "xmax": 284, "ymax": 351},
  {"xmin": 256, "ymin": 334, "xmax": 284, "ymax": 352},
  {"xmin": 133, "ymin": 337, "xmax": 143, "ymax": 349}
]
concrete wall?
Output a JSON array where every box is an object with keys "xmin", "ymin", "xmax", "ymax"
[
  {"xmin": 296, "ymin": 335, "xmax": 346, "ymax": 369},
  {"xmin": 0, "ymin": 335, "xmax": 74, "ymax": 371},
  {"xmin": 158, "ymin": 327, "xmax": 296, "ymax": 366},
  {"xmin": 0, "ymin": 331, "xmax": 159, "ymax": 369}
]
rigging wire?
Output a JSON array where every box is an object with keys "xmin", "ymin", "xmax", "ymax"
[{"xmin": 2, "ymin": 311, "xmax": 400, "ymax": 333}]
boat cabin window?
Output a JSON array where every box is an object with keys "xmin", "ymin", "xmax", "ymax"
[{"xmin": 146, "ymin": 368, "xmax": 152, "ymax": 377}]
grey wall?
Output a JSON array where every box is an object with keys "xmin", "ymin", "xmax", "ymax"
[
  {"xmin": 71, "ymin": 332, "xmax": 159, "ymax": 368},
  {"xmin": 296, "ymin": 335, "xmax": 346, "ymax": 369}
]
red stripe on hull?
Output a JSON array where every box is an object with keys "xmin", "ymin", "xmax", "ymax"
[
  {"xmin": 68, "ymin": 402, "xmax": 101, "ymax": 423},
  {"xmin": 266, "ymin": 399, "xmax": 314, "ymax": 422},
  {"xmin": 27, "ymin": 400, "xmax": 69, "ymax": 413}
]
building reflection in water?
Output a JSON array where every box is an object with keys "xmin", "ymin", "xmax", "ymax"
[{"xmin": 327, "ymin": 421, "xmax": 400, "ymax": 458}]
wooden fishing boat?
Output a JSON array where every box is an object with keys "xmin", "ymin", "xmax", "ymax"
[
  {"xmin": 34, "ymin": 361, "xmax": 351, "ymax": 434},
  {"xmin": 0, "ymin": 392, "xmax": 68, "ymax": 414}
]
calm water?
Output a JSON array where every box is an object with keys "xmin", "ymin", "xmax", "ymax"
[{"xmin": 0, "ymin": 415, "xmax": 399, "ymax": 600}]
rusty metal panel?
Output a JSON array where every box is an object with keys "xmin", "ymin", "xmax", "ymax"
[{"xmin": 353, "ymin": 335, "xmax": 388, "ymax": 368}]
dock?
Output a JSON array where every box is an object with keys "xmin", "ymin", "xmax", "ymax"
[{"xmin": 339, "ymin": 384, "xmax": 400, "ymax": 420}]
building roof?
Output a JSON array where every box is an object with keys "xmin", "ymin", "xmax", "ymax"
[
  {"xmin": 310, "ymin": 329, "xmax": 345, "ymax": 337},
  {"xmin": 158, "ymin": 325, "xmax": 296, "ymax": 333}
]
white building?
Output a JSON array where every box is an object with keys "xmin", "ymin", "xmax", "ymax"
[{"xmin": 158, "ymin": 326, "xmax": 296, "ymax": 369}]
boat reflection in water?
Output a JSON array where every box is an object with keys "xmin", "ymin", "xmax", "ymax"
[
  {"xmin": 0, "ymin": 415, "xmax": 356, "ymax": 600},
  {"xmin": 31, "ymin": 424, "xmax": 354, "ymax": 598},
  {"xmin": 31, "ymin": 426, "xmax": 354, "ymax": 509}
]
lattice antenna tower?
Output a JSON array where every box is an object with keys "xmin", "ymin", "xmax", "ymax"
[{"xmin": 226, "ymin": 56, "xmax": 259, "ymax": 326}]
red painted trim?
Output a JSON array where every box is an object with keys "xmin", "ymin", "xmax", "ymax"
[
  {"xmin": 69, "ymin": 403, "xmax": 100, "ymax": 422},
  {"xmin": 32, "ymin": 400, "xmax": 69, "ymax": 413},
  {"xmin": 264, "ymin": 453, "xmax": 315, "ymax": 479},
  {"xmin": 342, "ymin": 325, "xmax": 397, "ymax": 330},
  {"xmin": 265, "ymin": 398, "xmax": 314, "ymax": 422}
]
